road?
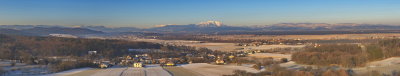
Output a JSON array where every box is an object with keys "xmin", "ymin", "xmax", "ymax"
[{"xmin": 64, "ymin": 65, "xmax": 172, "ymax": 76}]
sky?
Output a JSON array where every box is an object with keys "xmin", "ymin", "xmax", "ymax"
[{"xmin": 0, "ymin": 0, "xmax": 399, "ymax": 28}]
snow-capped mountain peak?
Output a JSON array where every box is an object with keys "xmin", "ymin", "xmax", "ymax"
[{"xmin": 197, "ymin": 21, "xmax": 225, "ymax": 27}]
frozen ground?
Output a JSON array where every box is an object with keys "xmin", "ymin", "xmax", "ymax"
[
  {"xmin": 186, "ymin": 43, "xmax": 241, "ymax": 51},
  {"xmin": 180, "ymin": 63, "xmax": 263, "ymax": 76},
  {"xmin": 130, "ymin": 38, "xmax": 305, "ymax": 52},
  {"xmin": 50, "ymin": 65, "xmax": 172, "ymax": 76},
  {"xmin": 248, "ymin": 53, "xmax": 292, "ymax": 60},
  {"xmin": 163, "ymin": 67, "xmax": 203, "ymax": 76},
  {"xmin": 353, "ymin": 57, "xmax": 400, "ymax": 74},
  {"xmin": 53, "ymin": 63, "xmax": 262, "ymax": 76},
  {"xmin": 280, "ymin": 57, "xmax": 400, "ymax": 75},
  {"xmin": 26, "ymin": 63, "xmax": 265, "ymax": 76},
  {"xmin": 248, "ymin": 45, "xmax": 305, "ymax": 50},
  {"xmin": 0, "ymin": 60, "xmax": 49, "ymax": 76},
  {"xmin": 44, "ymin": 67, "xmax": 93, "ymax": 76}
]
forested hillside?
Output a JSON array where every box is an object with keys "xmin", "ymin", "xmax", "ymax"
[
  {"xmin": 292, "ymin": 39, "xmax": 400, "ymax": 67},
  {"xmin": 0, "ymin": 34, "xmax": 162, "ymax": 60}
]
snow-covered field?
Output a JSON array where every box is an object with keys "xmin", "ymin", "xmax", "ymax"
[
  {"xmin": 44, "ymin": 68, "xmax": 93, "ymax": 76},
  {"xmin": 353, "ymin": 57, "xmax": 400, "ymax": 74},
  {"xmin": 117, "ymin": 65, "xmax": 171, "ymax": 76},
  {"xmin": 248, "ymin": 53, "xmax": 292, "ymax": 60},
  {"xmin": 129, "ymin": 38, "xmax": 305, "ymax": 52},
  {"xmin": 180, "ymin": 63, "xmax": 263, "ymax": 76},
  {"xmin": 49, "ymin": 65, "xmax": 171, "ymax": 76},
  {"xmin": 0, "ymin": 61, "xmax": 266, "ymax": 76},
  {"xmin": 186, "ymin": 43, "xmax": 241, "ymax": 51},
  {"xmin": 48, "ymin": 63, "xmax": 262, "ymax": 76},
  {"xmin": 249, "ymin": 45, "xmax": 305, "ymax": 50},
  {"xmin": 187, "ymin": 43, "xmax": 305, "ymax": 52},
  {"xmin": 163, "ymin": 67, "xmax": 202, "ymax": 76},
  {"xmin": 281, "ymin": 57, "xmax": 400, "ymax": 75},
  {"xmin": 0, "ymin": 60, "xmax": 50, "ymax": 76}
]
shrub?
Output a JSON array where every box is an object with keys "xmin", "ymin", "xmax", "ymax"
[
  {"xmin": 0, "ymin": 67, "xmax": 5, "ymax": 76},
  {"xmin": 292, "ymin": 44, "xmax": 368, "ymax": 67},
  {"xmin": 226, "ymin": 64, "xmax": 352, "ymax": 76},
  {"xmin": 280, "ymin": 58, "xmax": 288, "ymax": 63},
  {"xmin": 252, "ymin": 63, "xmax": 262, "ymax": 70},
  {"xmin": 10, "ymin": 62, "xmax": 15, "ymax": 67},
  {"xmin": 49, "ymin": 60, "xmax": 95, "ymax": 72}
]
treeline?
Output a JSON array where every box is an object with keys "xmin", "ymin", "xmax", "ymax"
[
  {"xmin": 156, "ymin": 35, "xmax": 305, "ymax": 44},
  {"xmin": 49, "ymin": 60, "xmax": 97, "ymax": 72},
  {"xmin": 0, "ymin": 67, "xmax": 4, "ymax": 76},
  {"xmin": 151, "ymin": 45, "xmax": 226, "ymax": 63},
  {"xmin": 227, "ymin": 65, "xmax": 400, "ymax": 76},
  {"xmin": 292, "ymin": 44, "xmax": 367, "ymax": 67},
  {"xmin": 0, "ymin": 34, "xmax": 162, "ymax": 61},
  {"xmin": 292, "ymin": 39, "xmax": 400, "ymax": 67},
  {"xmin": 225, "ymin": 64, "xmax": 354, "ymax": 76}
]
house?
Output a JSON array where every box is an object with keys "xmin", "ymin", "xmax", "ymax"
[
  {"xmin": 88, "ymin": 51, "xmax": 97, "ymax": 55},
  {"xmin": 126, "ymin": 56, "xmax": 132, "ymax": 60},
  {"xmin": 228, "ymin": 55, "xmax": 235, "ymax": 59},
  {"xmin": 215, "ymin": 56, "xmax": 226, "ymax": 65},
  {"xmin": 215, "ymin": 59, "xmax": 225, "ymax": 65},
  {"xmin": 99, "ymin": 63, "xmax": 111, "ymax": 68},
  {"xmin": 165, "ymin": 61, "xmax": 176, "ymax": 66},
  {"xmin": 133, "ymin": 62, "xmax": 144, "ymax": 68},
  {"xmin": 158, "ymin": 59, "xmax": 167, "ymax": 64}
]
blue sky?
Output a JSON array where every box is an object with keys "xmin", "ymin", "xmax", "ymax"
[{"xmin": 0, "ymin": 0, "xmax": 399, "ymax": 27}]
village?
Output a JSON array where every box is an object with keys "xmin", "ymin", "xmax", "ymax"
[
  {"xmin": 42, "ymin": 40, "xmax": 297, "ymax": 76},
  {"xmin": 3, "ymin": 33, "xmax": 400, "ymax": 76},
  {"xmin": 0, "ymin": 33, "xmax": 305, "ymax": 76},
  {"xmin": 51, "ymin": 34, "xmax": 400, "ymax": 76},
  {"xmin": 2, "ymin": 33, "xmax": 400, "ymax": 76},
  {"xmin": 92, "ymin": 47, "xmax": 290, "ymax": 69}
]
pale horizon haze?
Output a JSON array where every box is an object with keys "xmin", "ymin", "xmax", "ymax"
[{"xmin": 0, "ymin": 0, "xmax": 399, "ymax": 28}]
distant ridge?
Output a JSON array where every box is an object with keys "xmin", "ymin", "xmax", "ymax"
[
  {"xmin": 0, "ymin": 28, "xmax": 35, "ymax": 36},
  {"xmin": 2, "ymin": 22, "xmax": 400, "ymax": 35},
  {"xmin": 21, "ymin": 27, "xmax": 104, "ymax": 36},
  {"xmin": 0, "ymin": 27, "xmax": 103, "ymax": 36}
]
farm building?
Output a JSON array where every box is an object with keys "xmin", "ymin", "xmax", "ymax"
[
  {"xmin": 99, "ymin": 63, "xmax": 111, "ymax": 68},
  {"xmin": 166, "ymin": 62, "xmax": 175, "ymax": 66},
  {"xmin": 133, "ymin": 62, "xmax": 144, "ymax": 68},
  {"xmin": 215, "ymin": 59, "xmax": 225, "ymax": 65},
  {"xmin": 215, "ymin": 56, "xmax": 226, "ymax": 65}
]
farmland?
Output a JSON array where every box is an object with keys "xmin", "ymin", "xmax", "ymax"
[
  {"xmin": 280, "ymin": 57, "xmax": 400, "ymax": 75},
  {"xmin": 123, "ymin": 37, "xmax": 306, "ymax": 52},
  {"xmin": 49, "ymin": 65, "xmax": 171, "ymax": 76},
  {"xmin": 163, "ymin": 67, "xmax": 202, "ymax": 76},
  {"xmin": 180, "ymin": 63, "xmax": 263, "ymax": 76},
  {"xmin": 48, "ymin": 63, "xmax": 264, "ymax": 76}
]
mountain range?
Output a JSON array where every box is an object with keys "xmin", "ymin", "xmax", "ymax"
[
  {"xmin": 2, "ymin": 21, "xmax": 400, "ymax": 36},
  {"xmin": 0, "ymin": 27, "xmax": 103, "ymax": 36}
]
